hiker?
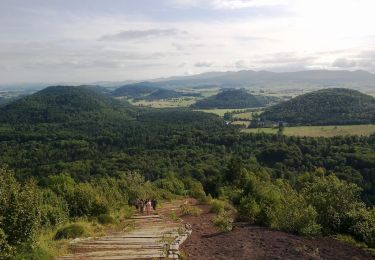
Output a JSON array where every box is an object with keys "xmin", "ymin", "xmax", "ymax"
[
  {"xmin": 146, "ymin": 199, "xmax": 152, "ymax": 215},
  {"xmin": 151, "ymin": 199, "xmax": 157, "ymax": 210},
  {"xmin": 135, "ymin": 198, "xmax": 140, "ymax": 211}
]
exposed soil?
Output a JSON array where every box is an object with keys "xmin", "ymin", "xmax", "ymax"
[{"xmin": 181, "ymin": 204, "xmax": 375, "ymax": 260}]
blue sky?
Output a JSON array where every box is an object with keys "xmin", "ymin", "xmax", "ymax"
[{"xmin": 1, "ymin": 0, "xmax": 375, "ymax": 84}]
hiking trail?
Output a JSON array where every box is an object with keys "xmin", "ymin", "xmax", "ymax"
[{"xmin": 59, "ymin": 199, "xmax": 191, "ymax": 260}]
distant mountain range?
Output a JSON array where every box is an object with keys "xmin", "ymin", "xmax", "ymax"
[
  {"xmin": 146, "ymin": 70, "xmax": 375, "ymax": 90},
  {"xmin": 2, "ymin": 69, "xmax": 375, "ymax": 91}
]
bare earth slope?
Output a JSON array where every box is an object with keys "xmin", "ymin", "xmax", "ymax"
[{"xmin": 181, "ymin": 204, "xmax": 374, "ymax": 260}]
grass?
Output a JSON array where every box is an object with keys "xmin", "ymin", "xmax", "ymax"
[
  {"xmin": 242, "ymin": 125, "xmax": 375, "ymax": 137},
  {"xmin": 179, "ymin": 204, "xmax": 202, "ymax": 216},
  {"xmin": 232, "ymin": 111, "xmax": 253, "ymax": 120},
  {"xmin": 14, "ymin": 206, "xmax": 135, "ymax": 259},
  {"xmin": 130, "ymin": 98, "xmax": 197, "ymax": 108},
  {"xmin": 195, "ymin": 108, "xmax": 249, "ymax": 117},
  {"xmin": 231, "ymin": 121, "xmax": 250, "ymax": 127},
  {"xmin": 169, "ymin": 210, "xmax": 180, "ymax": 221}
]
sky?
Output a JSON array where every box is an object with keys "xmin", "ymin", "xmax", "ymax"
[{"xmin": 1, "ymin": 0, "xmax": 375, "ymax": 84}]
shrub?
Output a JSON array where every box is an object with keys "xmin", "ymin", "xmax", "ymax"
[
  {"xmin": 66, "ymin": 183, "xmax": 109, "ymax": 218},
  {"xmin": 169, "ymin": 211, "xmax": 180, "ymax": 221},
  {"xmin": 238, "ymin": 197, "xmax": 261, "ymax": 223},
  {"xmin": 238, "ymin": 173, "xmax": 321, "ymax": 236},
  {"xmin": 54, "ymin": 224, "xmax": 85, "ymax": 240},
  {"xmin": 209, "ymin": 199, "xmax": 226, "ymax": 214},
  {"xmin": 213, "ymin": 211, "xmax": 234, "ymax": 232},
  {"xmin": 184, "ymin": 178, "xmax": 207, "ymax": 201},
  {"xmin": 334, "ymin": 234, "xmax": 367, "ymax": 248},
  {"xmin": 97, "ymin": 214, "xmax": 115, "ymax": 225},
  {"xmin": 40, "ymin": 189, "xmax": 69, "ymax": 228},
  {"xmin": 268, "ymin": 181, "xmax": 321, "ymax": 236},
  {"xmin": 301, "ymin": 175, "xmax": 363, "ymax": 235},
  {"xmin": 180, "ymin": 205, "xmax": 202, "ymax": 216},
  {"xmin": 0, "ymin": 228, "xmax": 13, "ymax": 258},
  {"xmin": 154, "ymin": 173, "xmax": 185, "ymax": 195},
  {"xmin": 348, "ymin": 207, "xmax": 375, "ymax": 247},
  {"xmin": 0, "ymin": 169, "xmax": 42, "ymax": 247}
]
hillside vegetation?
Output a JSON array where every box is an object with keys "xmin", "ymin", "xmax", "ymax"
[
  {"xmin": 1, "ymin": 86, "xmax": 375, "ymax": 258},
  {"xmin": 192, "ymin": 89, "xmax": 264, "ymax": 109},
  {"xmin": 260, "ymin": 88, "xmax": 375, "ymax": 125},
  {"xmin": 112, "ymin": 82, "xmax": 159, "ymax": 98},
  {"xmin": 143, "ymin": 88, "xmax": 182, "ymax": 100},
  {"xmin": 0, "ymin": 86, "xmax": 134, "ymax": 123},
  {"xmin": 112, "ymin": 82, "xmax": 191, "ymax": 101}
]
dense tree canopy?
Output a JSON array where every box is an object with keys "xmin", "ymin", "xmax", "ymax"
[{"xmin": 259, "ymin": 88, "xmax": 375, "ymax": 125}]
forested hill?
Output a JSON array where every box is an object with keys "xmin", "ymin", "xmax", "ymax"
[
  {"xmin": 192, "ymin": 89, "xmax": 264, "ymax": 109},
  {"xmin": 260, "ymin": 88, "xmax": 375, "ymax": 125},
  {"xmin": 112, "ymin": 82, "xmax": 159, "ymax": 98},
  {"xmin": 144, "ymin": 88, "xmax": 182, "ymax": 100},
  {"xmin": 0, "ymin": 85, "xmax": 134, "ymax": 123}
]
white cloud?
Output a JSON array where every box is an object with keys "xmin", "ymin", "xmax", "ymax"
[
  {"xmin": 99, "ymin": 29, "xmax": 186, "ymax": 41},
  {"xmin": 332, "ymin": 58, "xmax": 357, "ymax": 68},
  {"xmin": 195, "ymin": 61, "xmax": 214, "ymax": 67},
  {"xmin": 1, "ymin": 0, "xmax": 375, "ymax": 84},
  {"xmin": 210, "ymin": 0, "xmax": 290, "ymax": 9}
]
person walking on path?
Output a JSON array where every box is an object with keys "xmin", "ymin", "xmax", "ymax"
[
  {"xmin": 146, "ymin": 199, "xmax": 152, "ymax": 215},
  {"xmin": 151, "ymin": 199, "xmax": 157, "ymax": 210}
]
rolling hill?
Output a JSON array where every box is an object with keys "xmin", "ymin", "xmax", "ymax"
[
  {"xmin": 0, "ymin": 85, "xmax": 133, "ymax": 123},
  {"xmin": 259, "ymin": 88, "xmax": 375, "ymax": 125},
  {"xmin": 191, "ymin": 89, "xmax": 264, "ymax": 109},
  {"xmin": 143, "ymin": 88, "xmax": 182, "ymax": 100},
  {"xmin": 112, "ymin": 82, "xmax": 160, "ymax": 98},
  {"xmin": 120, "ymin": 70, "xmax": 375, "ymax": 90}
]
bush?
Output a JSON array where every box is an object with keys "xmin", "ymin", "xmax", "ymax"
[
  {"xmin": 209, "ymin": 199, "xmax": 226, "ymax": 214},
  {"xmin": 40, "ymin": 189, "xmax": 69, "ymax": 228},
  {"xmin": 184, "ymin": 178, "xmax": 207, "ymax": 201},
  {"xmin": 348, "ymin": 207, "xmax": 375, "ymax": 247},
  {"xmin": 213, "ymin": 211, "xmax": 234, "ymax": 232},
  {"xmin": 66, "ymin": 183, "xmax": 109, "ymax": 218},
  {"xmin": 301, "ymin": 175, "xmax": 363, "ymax": 235},
  {"xmin": 238, "ymin": 173, "xmax": 321, "ymax": 236},
  {"xmin": 154, "ymin": 173, "xmax": 185, "ymax": 195},
  {"xmin": 54, "ymin": 224, "xmax": 85, "ymax": 240},
  {"xmin": 0, "ymin": 169, "xmax": 42, "ymax": 247},
  {"xmin": 0, "ymin": 228, "xmax": 13, "ymax": 259},
  {"xmin": 268, "ymin": 180, "xmax": 321, "ymax": 236},
  {"xmin": 238, "ymin": 197, "xmax": 261, "ymax": 223},
  {"xmin": 97, "ymin": 214, "xmax": 115, "ymax": 225},
  {"xmin": 180, "ymin": 205, "xmax": 202, "ymax": 216},
  {"xmin": 335, "ymin": 234, "xmax": 367, "ymax": 248}
]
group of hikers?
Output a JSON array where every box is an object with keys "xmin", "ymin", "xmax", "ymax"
[{"xmin": 134, "ymin": 198, "xmax": 158, "ymax": 215}]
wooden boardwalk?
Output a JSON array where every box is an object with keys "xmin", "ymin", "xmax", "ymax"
[{"xmin": 59, "ymin": 201, "xmax": 190, "ymax": 260}]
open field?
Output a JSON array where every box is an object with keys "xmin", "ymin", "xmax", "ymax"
[
  {"xmin": 231, "ymin": 121, "xmax": 250, "ymax": 127},
  {"xmin": 130, "ymin": 98, "xmax": 197, "ymax": 108},
  {"xmin": 197, "ymin": 108, "xmax": 264, "ymax": 117},
  {"xmin": 242, "ymin": 125, "xmax": 375, "ymax": 137},
  {"xmin": 195, "ymin": 108, "xmax": 249, "ymax": 116}
]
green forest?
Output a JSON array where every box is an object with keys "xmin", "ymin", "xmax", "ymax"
[
  {"xmin": 1, "ymin": 86, "xmax": 375, "ymax": 258},
  {"xmin": 259, "ymin": 88, "xmax": 375, "ymax": 125},
  {"xmin": 191, "ymin": 89, "xmax": 264, "ymax": 109}
]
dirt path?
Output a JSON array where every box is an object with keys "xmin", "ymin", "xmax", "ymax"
[
  {"xmin": 59, "ymin": 200, "xmax": 190, "ymax": 260},
  {"xmin": 181, "ymin": 203, "xmax": 375, "ymax": 260}
]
